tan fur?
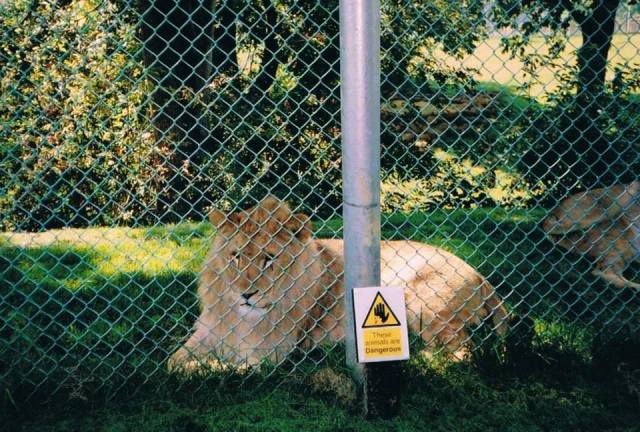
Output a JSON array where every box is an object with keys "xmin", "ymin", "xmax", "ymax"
[
  {"xmin": 542, "ymin": 181, "xmax": 640, "ymax": 290},
  {"xmin": 168, "ymin": 196, "xmax": 509, "ymax": 372}
]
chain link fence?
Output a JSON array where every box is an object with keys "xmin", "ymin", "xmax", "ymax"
[{"xmin": 1, "ymin": 0, "xmax": 639, "ymax": 403}]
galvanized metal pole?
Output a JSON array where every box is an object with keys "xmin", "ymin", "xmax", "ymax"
[
  {"xmin": 341, "ymin": 0, "xmax": 401, "ymax": 418},
  {"xmin": 340, "ymin": 0, "xmax": 381, "ymax": 378}
]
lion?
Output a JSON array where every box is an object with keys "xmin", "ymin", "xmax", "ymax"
[
  {"xmin": 167, "ymin": 196, "xmax": 508, "ymax": 372},
  {"xmin": 542, "ymin": 181, "xmax": 640, "ymax": 290}
]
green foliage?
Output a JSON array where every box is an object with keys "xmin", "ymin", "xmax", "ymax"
[
  {"xmin": 204, "ymin": 0, "xmax": 492, "ymax": 216},
  {"xmin": 1, "ymin": 0, "xmax": 638, "ymax": 231},
  {"xmin": 0, "ymin": 0, "xmax": 159, "ymax": 231},
  {"xmin": 167, "ymin": 0, "xmax": 496, "ymax": 218},
  {"xmin": 381, "ymin": 148, "xmax": 545, "ymax": 212},
  {"xmin": 491, "ymin": 0, "xmax": 640, "ymax": 191},
  {"xmin": 519, "ymin": 68, "xmax": 640, "ymax": 194},
  {"xmin": 0, "ymin": 0, "xmax": 497, "ymax": 228},
  {"xmin": 381, "ymin": 0, "xmax": 487, "ymax": 86}
]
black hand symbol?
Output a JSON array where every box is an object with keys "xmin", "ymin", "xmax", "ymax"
[{"xmin": 374, "ymin": 303, "xmax": 389, "ymax": 323}]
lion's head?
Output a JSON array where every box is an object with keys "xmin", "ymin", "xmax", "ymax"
[
  {"xmin": 201, "ymin": 196, "xmax": 319, "ymax": 318},
  {"xmin": 543, "ymin": 181, "xmax": 640, "ymax": 236},
  {"xmin": 542, "ymin": 190, "xmax": 607, "ymax": 236}
]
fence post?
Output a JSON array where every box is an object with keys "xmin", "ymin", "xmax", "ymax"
[{"xmin": 340, "ymin": 0, "xmax": 402, "ymax": 418}]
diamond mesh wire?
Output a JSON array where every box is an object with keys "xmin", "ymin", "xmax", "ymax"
[{"xmin": 1, "ymin": 0, "xmax": 639, "ymax": 402}]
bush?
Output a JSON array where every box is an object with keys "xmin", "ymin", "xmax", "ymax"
[
  {"xmin": 0, "ymin": 0, "xmax": 512, "ymax": 229},
  {"xmin": 0, "ymin": 0, "xmax": 161, "ymax": 231}
]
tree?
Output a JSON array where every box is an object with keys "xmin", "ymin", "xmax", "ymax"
[
  {"xmin": 493, "ymin": 0, "xmax": 638, "ymax": 190},
  {"xmin": 138, "ymin": 0, "xmax": 289, "ymax": 218},
  {"xmin": 139, "ymin": 0, "xmax": 219, "ymax": 220},
  {"xmin": 0, "ymin": 0, "xmax": 159, "ymax": 230},
  {"xmin": 137, "ymin": 0, "xmax": 489, "ymax": 215}
]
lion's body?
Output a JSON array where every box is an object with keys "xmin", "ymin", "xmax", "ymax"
[
  {"xmin": 168, "ymin": 197, "xmax": 508, "ymax": 371},
  {"xmin": 543, "ymin": 181, "xmax": 640, "ymax": 290}
]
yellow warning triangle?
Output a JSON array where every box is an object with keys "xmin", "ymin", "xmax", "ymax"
[{"xmin": 362, "ymin": 292, "xmax": 400, "ymax": 328}]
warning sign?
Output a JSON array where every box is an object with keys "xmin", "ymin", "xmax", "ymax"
[
  {"xmin": 353, "ymin": 286, "xmax": 409, "ymax": 363},
  {"xmin": 362, "ymin": 292, "xmax": 400, "ymax": 328}
]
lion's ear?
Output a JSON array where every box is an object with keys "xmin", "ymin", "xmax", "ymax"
[
  {"xmin": 209, "ymin": 208, "xmax": 242, "ymax": 230},
  {"xmin": 260, "ymin": 195, "xmax": 284, "ymax": 212},
  {"xmin": 258, "ymin": 195, "xmax": 292, "ymax": 223},
  {"xmin": 209, "ymin": 209, "xmax": 226, "ymax": 227},
  {"xmin": 286, "ymin": 213, "xmax": 313, "ymax": 241}
]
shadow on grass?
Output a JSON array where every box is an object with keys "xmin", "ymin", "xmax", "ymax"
[
  {"xmin": 0, "ymin": 239, "xmax": 201, "ymax": 406},
  {"xmin": 1, "ymin": 210, "xmax": 639, "ymax": 430},
  {"xmin": 6, "ymin": 337, "xmax": 640, "ymax": 432}
]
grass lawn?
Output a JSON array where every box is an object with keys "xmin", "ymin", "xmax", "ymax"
[
  {"xmin": 439, "ymin": 34, "xmax": 640, "ymax": 99},
  {"xmin": 1, "ymin": 208, "xmax": 639, "ymax": 431}
]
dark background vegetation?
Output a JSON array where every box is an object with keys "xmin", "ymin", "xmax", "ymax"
[{"xmin": 2, "ymin": 0, "xmax": 639, "ymax": 230}]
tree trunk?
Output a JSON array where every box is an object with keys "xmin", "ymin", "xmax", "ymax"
[
  {"xmin": 212, "ymin": 1, "xmax": 238, "ymax": 75},
  {"xmin": 140, "ymin": 0, "xmax": 225, "ymax": 220},
  {"xmin": 249, "ymin": 0, "xmax": 283, "ymax": 96},
  {"xmin": 569, "ymin": 0, "xmax": 621, "ymax": 188},
  {"xmin": 576, "ymin": 0, "xmax": 620, "ymax": 101}
]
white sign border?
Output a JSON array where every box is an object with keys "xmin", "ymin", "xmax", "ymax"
[{"xmin": 352, "ymin": 285, "xmax": 410, "ymax": 363}]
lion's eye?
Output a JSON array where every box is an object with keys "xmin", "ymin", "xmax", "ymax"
[
  {"xmin": 231, "ymin": 251, "xmax": 240, "ymax": 267},
  {"xmin": 262, "ymin": 254, "xmax": 275, "ymax": 271}
]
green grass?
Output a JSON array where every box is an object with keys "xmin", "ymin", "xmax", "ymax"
[
  {"xmin": 6, "ymin": 343, "xmax": 640, "ymax": 431},
  {"xmin": 2, "ymin": 209, "xmax": 640, "ymax": 431}
]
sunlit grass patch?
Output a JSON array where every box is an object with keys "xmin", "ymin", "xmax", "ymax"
[
  {"xmin": 2, "ymin": 224, "xmax": 211, "ymax": 281},
  {"xmin": 437, "ymin": 34, "xmax": 640, "ymax": 100}
]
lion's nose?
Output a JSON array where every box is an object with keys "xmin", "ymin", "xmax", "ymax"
[{"xmin": 242, "ymin": 290, "xmax": 258, "ymax": 300}]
